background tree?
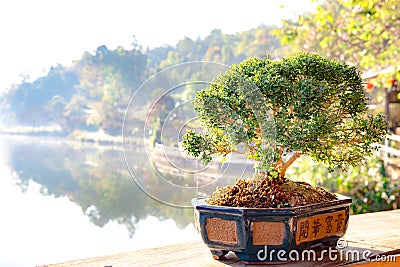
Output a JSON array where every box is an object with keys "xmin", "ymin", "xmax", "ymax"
[
  {"xmin": 0, "ymin": 27, "xmax": 284, "ymax": 135},
  {"xmin": 274, "ymin": 0, "xmax": 400, "ymax": 70},
  {"xmin": 73, "ymin": 45, "xmax": 147, "ymax": 134},
  {"xmin": 1, "ymin": 65, "xmax": 78, "ymax": 127}
]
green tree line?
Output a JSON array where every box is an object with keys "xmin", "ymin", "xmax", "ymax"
[
  {"xmin": 0, "ymin": 26, "xmax": 281, "ymax": 136},
  {"xmin": 1, "ymin": 0, "xmax": 398, "ymax": 136}
]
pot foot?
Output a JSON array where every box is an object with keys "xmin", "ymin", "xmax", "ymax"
[{"xmin": 210, "ymin": 249, "xmax": 228, "ymax": 260}]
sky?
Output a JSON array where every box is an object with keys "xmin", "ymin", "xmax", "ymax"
[{"xmin": 0, "ymin": 0, "xmax": 315, "ymax": 93}]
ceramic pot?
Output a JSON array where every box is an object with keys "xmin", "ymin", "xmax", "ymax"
[{"xmin": 192, "ymin": 195, "xmax": 352, "ymax": 264}]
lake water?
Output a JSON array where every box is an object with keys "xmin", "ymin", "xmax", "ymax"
[{"xmin": 0, "ymin": 134, "xmax": 255, "ymax": 266}]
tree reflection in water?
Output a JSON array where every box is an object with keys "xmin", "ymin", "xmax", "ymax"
[
  {"xmin": 5, "ymin": 136, "xmax": 195, "ymax": 238},
  {"xmin": 5, "ymin": 136, "xmax": 256, "ymax": 238}
]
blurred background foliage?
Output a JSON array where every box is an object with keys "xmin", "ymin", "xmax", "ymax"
[
  {"xmin": 287, "ymin": 154, "xmax": 400, "ymax": 214},
  {"xmin": 275, "ymin": 0, "xmax": 399, "ymax": 70}
]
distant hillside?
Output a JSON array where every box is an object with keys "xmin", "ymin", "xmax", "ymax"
[{"xmin": 0, "ymin": 25, "xmax": 283, "ymax": 136}]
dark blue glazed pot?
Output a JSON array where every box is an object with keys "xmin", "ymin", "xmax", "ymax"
[{"xmin": 192, "ymin": 195, "xmax": 352, "ymax": 264}]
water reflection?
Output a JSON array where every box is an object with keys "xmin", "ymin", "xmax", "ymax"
[
  {"xmin": 0, "ymin": 134, "xmax": 257, "ymax": 265},
  {"xmin": 3, "ymin": 135, "xmax": 199, "ymax": 238},
  {"xmin": 3, "ymin": 135, "xmax": 255, "ymax": 237}
]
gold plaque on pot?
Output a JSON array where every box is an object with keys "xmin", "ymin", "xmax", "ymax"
[
  {"xmin": 206, "ymin": 218, "xmax": 238, "ymax": 245},
  {"xmin": 253, "ymin": 221, "xmax": 285, "ymax": 245},
  {"xmin": 295, "ymin": 210, "xmax": 347, "ymax": 245}
]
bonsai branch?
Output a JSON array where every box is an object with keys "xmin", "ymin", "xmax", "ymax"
[
  {"xmin": 283, "ymin": 151, "xmax": 302, "ymax": 172},
  {"xmin": 244, "ymin": 142, "xmax": 260, "ymax": 154},
  {"xmin": 214, "ymin": 148, "xmax": 246, "ymax": 156},
  {"xmin": 274, "ymin": 150, "xmax": 302, "ymax": 178}
]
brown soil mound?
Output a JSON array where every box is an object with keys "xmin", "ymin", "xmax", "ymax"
[{"xmin": 206, "ymin": 173, "xmax": 337, "ymax": 208}]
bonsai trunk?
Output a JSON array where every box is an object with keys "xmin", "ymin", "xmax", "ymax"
[{"xmin": 273, "ymin": 150, "xmax": 302, "ymax": 179}]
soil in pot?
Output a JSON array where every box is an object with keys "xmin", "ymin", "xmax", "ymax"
[{"xmin": 206, "ymin": 172, "xmax": 337, "ymax": 208}]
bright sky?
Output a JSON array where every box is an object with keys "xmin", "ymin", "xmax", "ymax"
[{"xmin": 0, "ymin": 0, "xmax": 315, "ymax": 93}]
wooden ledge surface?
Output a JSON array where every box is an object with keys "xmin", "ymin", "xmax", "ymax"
[{"xmin": 39, "ymin": 209, "xmax": 400, "ymax": 267}]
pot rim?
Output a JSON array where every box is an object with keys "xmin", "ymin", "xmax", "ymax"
[{"xmin": 192, "ymin": 194, "xmax": 352, "ymax": 215}]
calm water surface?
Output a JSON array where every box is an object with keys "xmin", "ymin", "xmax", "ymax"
[
  {"xmin": 0, "ymin": 134, "xmax": 255, "ymax": 267},
  {"xmin": 0, "ymin": 135, "xmax": 201, "ymax": 267}
]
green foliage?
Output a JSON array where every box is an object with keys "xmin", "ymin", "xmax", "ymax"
[
  {"xmin": 1, "ymin": 65, "xmax": 78, "ymax": 127},
  {"xmin": 157, "ymin": 26, "xmax": 282, "ymax": 67},
  {"xmin": 1, "ymin": 27, "xmax": 283, "ymax": 135},
  {"xmin": 73, "ymin": 45, "xmax": 147, "ymax": 135},
  {"xmin": 182, "ymin": 129, "xmax": 232, "ymax": 164},
  {"xmin": 275, "ymin": 0, "xmax": 400, "ymax": 70},
  {"xmin": 287, "ymin": 155, "xmax": 400, "ymax": 214},
  {"xmin": 182, "ymin": 53, "xmax": 388, "ymax": 179}
]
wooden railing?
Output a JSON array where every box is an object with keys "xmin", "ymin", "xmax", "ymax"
[{"xmin": 379, "ymin": 134, "xmax": 400, "ymax": 180}]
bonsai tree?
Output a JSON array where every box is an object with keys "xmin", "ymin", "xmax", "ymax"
[{"xmin": 182, "ymin": 52, "xmax": 387, "ymax": 208}]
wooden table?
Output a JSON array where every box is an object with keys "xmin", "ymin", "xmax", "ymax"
[{"xmin": 40, "ymin": 210, "xmax": 400, "ymax": 267}]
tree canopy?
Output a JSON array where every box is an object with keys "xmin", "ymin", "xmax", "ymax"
[{"xmin": 182, "ymin": 53, "xmax": 388, "ymax": 178}]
